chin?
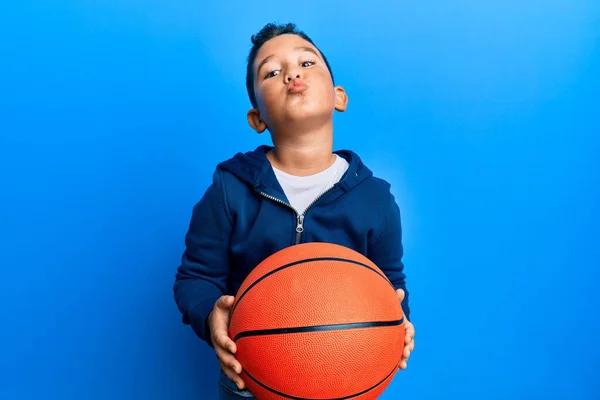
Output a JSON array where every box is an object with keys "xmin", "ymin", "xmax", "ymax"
[
  {"xmin": 286, "ymin": 100, "xmax": 333, "ymax": 120},
  {"xmin": 288, "ymin": 108, "xmax": 318, "ymax": 120}
]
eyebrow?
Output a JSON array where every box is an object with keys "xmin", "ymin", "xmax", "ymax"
[{"xmin": 256, "ymin": 46, "xmax": 321, "ymax": 76}]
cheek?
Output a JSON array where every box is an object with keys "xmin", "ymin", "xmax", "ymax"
[
  {"xmin": 313, "ymin": 73, "xmax": 335, "ymax": 103},
  {"xmin": 316, "ymin": 83, "xmax": 336, "ymax": 106},
  {"xmin": 255, "ymin": 86, "xmax": 279, "ymax": 121}
]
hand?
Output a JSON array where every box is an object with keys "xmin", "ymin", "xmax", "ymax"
[
  {"xmin": 396, "ymin": 289, "xmax": 415, "ymax": 370},
  {"xmin": 209, "ymin": 295, "xmax": 245, "ymax": 390}
]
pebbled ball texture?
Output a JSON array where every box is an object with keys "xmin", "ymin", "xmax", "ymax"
[{"xmin": 229, "ymin": 242, "xmax": 405, "ymax": 400}]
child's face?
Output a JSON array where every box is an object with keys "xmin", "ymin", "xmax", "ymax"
[{"xmin": 250, "ymin": 34, "xmax": 346, "ymax": 133}]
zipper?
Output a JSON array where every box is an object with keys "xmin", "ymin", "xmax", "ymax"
[
  {"xmin": 259, "ymin": 186, "xmax": 336, "ymax": 245},
  {"xmin": 295, "ymin": 214, "xmax": 305, "ymax": 243}
]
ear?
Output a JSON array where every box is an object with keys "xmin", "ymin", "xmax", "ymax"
[
  {"xmin": 247, "ymin": 108, "xmax": 268, "ymax": 133},
  {"xmin": 334, "ymin": 86, "xmax": 348, "ymax": 112}
]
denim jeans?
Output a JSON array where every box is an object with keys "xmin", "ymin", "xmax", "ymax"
[{"xmin": 218, "ymin": 371, "xmax": 256, "ymax": 400}]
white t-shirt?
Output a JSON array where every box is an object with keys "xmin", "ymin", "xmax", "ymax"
[{"xmin": 273, "ymin": 155, "xmax": 350, "ymax": 214}]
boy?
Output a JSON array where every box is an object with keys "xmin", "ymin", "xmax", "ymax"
[{"xmin": 173, "ymin": 22, "xmax": 415, "ymax": 399}]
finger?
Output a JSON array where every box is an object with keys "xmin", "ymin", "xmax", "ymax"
[
  {"xmin": 403, "ymin": 338, "xmax": 415, "ymax": 358},
  {"xmin": 216, "ymin": 348, "xmax": 243, "ymax": 374},
  {"xmin": 403, "ymin": 345, "xmax": 412, "ymax": 359},
  {"xmin": 215, "ymin": 333, "xmax": 230, "ymax": 349},
  {"xmin": 404, "ymin": 324, "xmax": 415, "ymax": 344},
  {"xmin": 396, "ymin": 289, "xmax": 405, "ymax": 303},
  {"xmin": 217, "ymin": 356, "xmax": 243, "ymax": 378},
  {"xmin": 220, "ymin": 362, "xmax": 246, "ymax": 390},
  {"xmin": 398, "ymin": 359, "xmax": 407, "ymax": 370},
  {"xmin": 216, "ymin": 295, "xmax": 235, "ymax": 310},
  {"xmin": 215, "ymin": 334, "xmax": 237, "ymax": 354}
]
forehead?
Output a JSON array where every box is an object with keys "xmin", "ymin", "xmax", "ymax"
[{"xmin": 254, "ymin": 34, "xmax": 320, "ymax": 67}]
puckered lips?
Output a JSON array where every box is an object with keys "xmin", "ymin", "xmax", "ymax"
[{"xmin": 287, "ymin": 78, "xmax": 308, "ymax": 95}]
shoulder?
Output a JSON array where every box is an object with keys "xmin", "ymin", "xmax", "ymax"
[
  {"xmin": 215, "ymin": 145, "xmax": 271, "ymax": 170},
  {"xmin": 215, "ymin": 145, "xmax": 271, "ymax": 184},
  {"xmin": 339, "ymin": 148, "xmax": 397, "ymax": 209},
  {"xmin": 367, "ymin": 175, "xmax": 393, "ymax": 192},
  {"xmin": 347, "ymin": 150, "xmax": 393, "ymax": 194},
  {"xmin": 357, "ymin": 176, "xmax": 395, "ymax": 216},
  {"xmin": 194, "ymin": 146, "xmax": 262, "ymax": 200},
  {"xmin": 335, "ymin": 147, "xmax": 394, "ymax": 193}
]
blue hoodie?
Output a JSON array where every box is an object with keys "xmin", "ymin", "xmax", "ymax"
[{"xmin": 173, "ymin": 145, "xmax": 410, "ymax": 345}]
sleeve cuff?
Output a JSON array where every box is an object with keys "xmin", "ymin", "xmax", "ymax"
[
  {"xmin": 190, "ymin": 296, "xmax": 221, "ymax": 347},
  {"xmin": 393, "ymin": 284, "xmax": 411, "ymax": 322}
]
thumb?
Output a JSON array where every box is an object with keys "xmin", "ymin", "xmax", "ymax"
[
  {"xmin": 216, "ymin": 295, "xmax": 235, "ymax": 311},
  {"xmin": 396, "ymin": 289, "xmax": 405, "ymax": 303}
]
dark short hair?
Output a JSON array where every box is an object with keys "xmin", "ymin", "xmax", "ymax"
[{"xmin": 245, "ymin": 22, "xmax": 335, "ymax": 109}]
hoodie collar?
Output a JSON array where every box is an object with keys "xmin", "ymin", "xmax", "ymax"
[{"xmin": 218, "ymin": 145, "xmax": 372, "ymax": 197}]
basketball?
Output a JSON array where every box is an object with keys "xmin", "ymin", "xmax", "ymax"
[{"xmin": 228, "ymin": 242, "xmax": 406, "ymax": 399}]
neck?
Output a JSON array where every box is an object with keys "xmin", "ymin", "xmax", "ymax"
[{"xmin": 267, "ymin": 121, "xmax": 336, "ymax": 176}]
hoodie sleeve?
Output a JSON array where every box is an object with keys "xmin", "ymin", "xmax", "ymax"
[
  {"xmin": 367, "ymin": 191, "xmax": 411, "ymax": 321},
  {"xmin": 173, "ymin": 168, "xmax": 232, "ymax": 346}
]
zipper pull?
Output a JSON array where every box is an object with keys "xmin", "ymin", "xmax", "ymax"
[{"xmin": 296, "ymin": 215, "xmax": 305, "ymax": 233}]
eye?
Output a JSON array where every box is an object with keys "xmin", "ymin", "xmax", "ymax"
[
  {"xmin": 301, "ymin": 60, "xmax": 316, "ymax": 67},
  {"xmin": 265, "ymin": 70, "xmax": 279, "ymax": 78},
  {"xmin": 264, "ymin": 70, "xmax": 280, "ymax": 79}
]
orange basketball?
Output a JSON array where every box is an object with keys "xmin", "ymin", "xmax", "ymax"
[{"xmin": 228, "ymin": 242, "xmax": 405, "ymax": 399}]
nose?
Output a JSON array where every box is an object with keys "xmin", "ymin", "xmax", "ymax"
[{"xmin": 285, "ymin": 68, "xmax": 301, "ymax": 82}]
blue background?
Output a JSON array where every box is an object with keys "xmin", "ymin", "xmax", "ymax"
[{"xmin": 1, "ymin": 1, "xmax": 599, "ymax": 399}]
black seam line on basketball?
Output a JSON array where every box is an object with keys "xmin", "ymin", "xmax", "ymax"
[
  {"xmin": 230, "ymin": 257, "xmax": 393, "ymax": 319},
  {"xmin": 233, "ymin": 318, "xmax": 404, "ymax": 342},
  {"xmin": 244, "ymin": 364, "xmax": 398, "ymax": 400}
]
